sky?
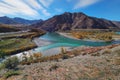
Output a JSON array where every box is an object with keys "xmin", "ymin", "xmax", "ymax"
[{"xmin": 0, "ymin": 0, "xmax": 120, "ymax": 21}]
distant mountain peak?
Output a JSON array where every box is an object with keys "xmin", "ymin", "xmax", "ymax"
[
  {"xmin": 0, "ymin": 16, "xmax": 43, "ymax": 25},
  {"xmin": 1, "ymin": 16, "xmax": 9, "ymax": 18}
]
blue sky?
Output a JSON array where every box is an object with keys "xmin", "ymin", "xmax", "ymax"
[{"xmin": 0, "ymin": 0, "xmax": 120, "ymax": 21}]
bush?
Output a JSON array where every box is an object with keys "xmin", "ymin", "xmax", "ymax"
[
  {"xmin": 62, "ymin": 54, "xmax": 69, "ymax": 59},
  {"xmin": 61, "ymin": 47, "xmax": 66, "ymax": 54},
  {"xmin": 2, "ymin": 56, "xmax": 19, "ymax": 69},
  {"xmin": 115, "ymin": 50, "xmax": 120, "ymax": 56},
  {"xmin": 3, "ymin": 70, "xmax": 20, "ymax": 78},
  {"xmin": 33, "ymin": 53, "xmax": 42, "ymax": 60},
  {"xmin": 49, "ymin": 64, "xmax": 59, "ymax": 71},
  {"xmin": 102, "ymin": 49, "xmax": 111, "ymax": 54},
  {"xmin": 0, "ymin": 50, "xmax": 6, "ymax": 59}
]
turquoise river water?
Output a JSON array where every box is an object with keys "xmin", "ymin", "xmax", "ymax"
[{"xmin": 35, "ymin": 33, "xmax": 120, "ymax": 52}]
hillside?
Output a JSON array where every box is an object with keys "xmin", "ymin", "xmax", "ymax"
[
  {"xmin": 0, "ymin": 24, "xmax": 19, "ymax": 32},
  {"xmin": 31, "ymin": 12, "xmax": 120, "ymax": 32},
  {"xmin": 2, "ymin": 44, "xmax": 120, "ymax": 80}
]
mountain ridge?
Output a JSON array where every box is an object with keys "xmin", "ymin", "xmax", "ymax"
[
  {"xmin": 31, "ymin": 12, "xmax": 120, "ymax": 32},
  {"xmin": 0, "ymin": 16, "xmax": 43, "ymax": 25}
]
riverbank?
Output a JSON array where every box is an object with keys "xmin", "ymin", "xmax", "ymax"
[
  {"xmin": 0, "ymin": 29, "xmax": 45, "ymax": 56},
  {"xmin": 18, "ymin": 44, "xmax": 120, "ymax": 65},
  {"xmin": 58, "ymin": 32, "xmax": 107, "ymax": 42}
]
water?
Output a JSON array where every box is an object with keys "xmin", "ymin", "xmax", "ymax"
[
  {"xmin": 116, "ymin": 32, "xmax": 120, "ymax": 35},
  {"xmin": 35, "ymin": 33, "xmax": 120, "ymax": 52}
]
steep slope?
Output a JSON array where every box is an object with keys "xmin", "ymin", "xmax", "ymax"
[
  {"xmin": 112, "ymin": 21, "xmax": 120, "ymax": 28},
  {"xmin": 31, "ymin": 12, "xmax": 120, "ymax": 32}
]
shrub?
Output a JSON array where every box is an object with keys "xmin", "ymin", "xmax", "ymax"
[
  {"xmin": 62, "ymin": 54, "xmax": 69, "ymax": 59},
  {"xmin": 61, "ymin": 47, "xmax": 66, "ymax": 54},
  {"xmin": 115, "ymin": 50, "xmax": 120, "ymax": 56},
  {"xmin": 0, "ymin": 63, "xmax": 5, "ymax": 70},
  {"xmin": 49, "ymin": 64, "xmax": 59, "ymax": 71},
  {"xmin": 33, "ymin": 53, "xmax": 42, "ymax": 60},
  {"xmin": 3, "ymin": 70, "xmax": 20, "ymax": 78},
  {"xmin": 102, "ymin": 49, "xmax": 111, "ymax": 54},
  {"xmin": 2, "ymin": 56, "xmax": 19, "ymax": 69},
  {"xmin": 0, "ymin": 50, "xmax": 6, "ymax": 59}
]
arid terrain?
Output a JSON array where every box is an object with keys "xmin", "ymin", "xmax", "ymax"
[{"xmin": 0, "ymin": 44, "xmax": 119, "ymax": 80}]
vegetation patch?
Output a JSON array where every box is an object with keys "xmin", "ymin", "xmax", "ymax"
[
  {"xmin": 71, "ymin": 31, "xmax": 114, "ymax": 41},
  {"xmin": 3, "ymin": 70, "xmax": 20, "ymax": 78},
  {"xmin": 0, "ymin": 29, "xmax": 45, "ymax": 56}
]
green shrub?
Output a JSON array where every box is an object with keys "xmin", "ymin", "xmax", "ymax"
[
  {"xmin": 0, "ymin": 63, "xmax": 5, "ymax": 70},
  {"xmin": 2, "ymin": 56, "xmax": 19, "ymax": 69},
  {"xmin": 0, "ymin": 50, "xmax": 6, "ymax": 59},
  {"xmin": 4, "ymin": 70, "xmax": 20, "ymax": 78}
]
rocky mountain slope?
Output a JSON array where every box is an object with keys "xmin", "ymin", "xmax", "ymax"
[{"xmin": 31, "ymin": 12, "xmax": 120, "ymax": 32}]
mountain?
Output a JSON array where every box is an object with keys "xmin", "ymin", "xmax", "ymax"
[
  {"xmin": 112, "ymin": 21, "xmax": 120, "ymax": 27},
  {"xmin": 0, "ymin": 24, "xmax": 19, "ymax": 32},
  {"xmin": 0, "ymin": 16, "xmax": 18, "ymax": 24},
  {"xmin": 13, "ymin": 17, "xmax": 42, "ymax": 25},
  {"xmin": 31, "ymin": 12, "xmax": 120, "ymax": 32},
  {"xmin": 0, "ymin": 16, "xmax": 42, "ymax": 25}
]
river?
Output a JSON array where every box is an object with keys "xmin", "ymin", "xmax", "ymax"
[{"xmin": 35, "ymin": 32, "xmax": 120, "ymax": 53}]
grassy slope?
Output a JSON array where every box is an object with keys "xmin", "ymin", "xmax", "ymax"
[
  {"xmin": 0, "ymin": 38, "xmax": 36, "ymax": 55},
  {"xmin": 0, "ymin": 29, "xmax": 45, "ymax": 55}
]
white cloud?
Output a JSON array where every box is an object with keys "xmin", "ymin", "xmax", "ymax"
[
  {"xmin": 0, "ymin": 0, "xmax": 51, "ymax": 19},
  {"xmin": 25, "ymin": 0, "xmax": 42, "ymax": 10},
  {"xmin": 42, "ymin": 9, "xmax": 51, "ymax": 16},
  {"xmin": 25, "ymin": 0, "xmax": 51, "ymax": 16},
  {"xmin": 55, "ymin": 8, "xmax": 63, "ymax": 13},
  {"xmin": 0, "ymin": 2, "xmax": 20, "ymax": 17},
  {"xmin": 39, "ymin": 0, "xmax": 53, "ymax": 8},
  {"xmin": 74, "ymin": 0, "xmax": 100, "ymax": 9},
  {"xmin": 2, "ymin": 0, "xmax": 39, "ymax": 16}
]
